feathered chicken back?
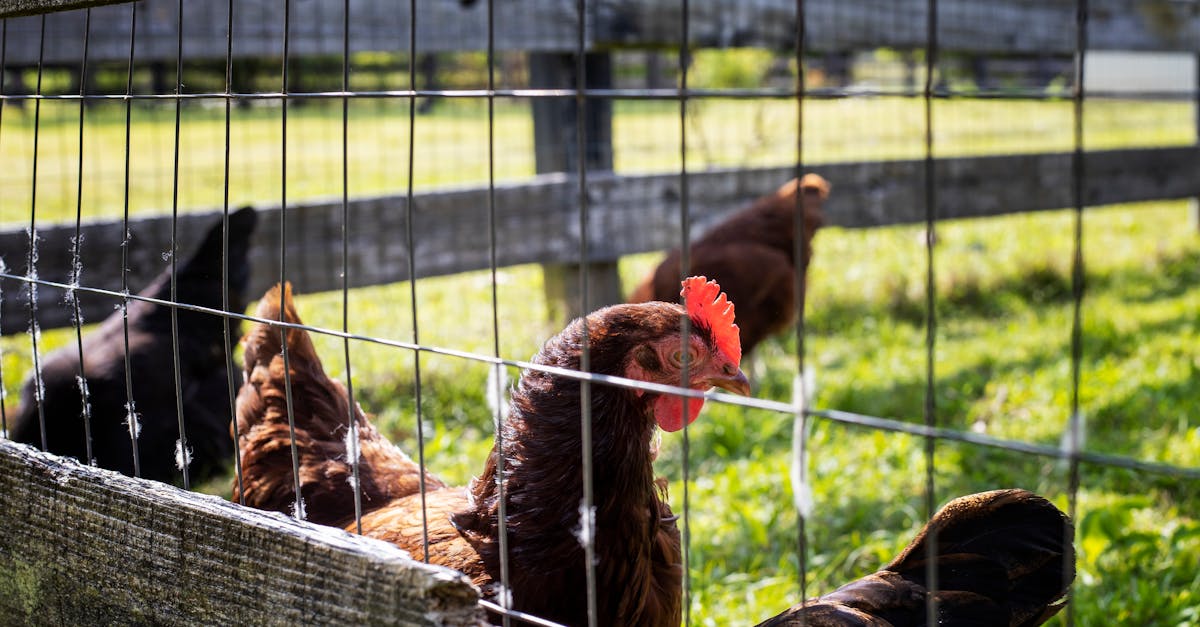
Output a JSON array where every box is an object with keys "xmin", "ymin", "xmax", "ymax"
[
  {"xmin": 8, "ymin": 206, "xmax": 257, "ymax": 483},
  {"xmin": 629, "ymin": 174, "xmax": 829, "ymax": 356},
  {"xmin": 232, "ymin": 283, "xmax": 444, "ymax": 525},
  {"xmin": 756, "ymin": 489, "xmax": 1075, "ymax": 627},
  {"xmin": 234, "ymin": 278, "xmax": 751, "ymax": 627}
]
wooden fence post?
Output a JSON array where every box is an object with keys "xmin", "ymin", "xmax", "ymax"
[
  {"xmin": 1193, "ymin": 52, "xmax": 1199, "ymax": 233},
  {"xmin": 529, "ymin": 51, "xmax": 623, "ymax": 323}
]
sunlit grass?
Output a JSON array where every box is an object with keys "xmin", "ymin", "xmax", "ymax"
[
  {"xmin": 1, "ymin": 96, "xmax": 1191, "ymax": 225},
  {"xmin": 3, "ymin": 199, "xmax": 1197, "ymax": 624}
]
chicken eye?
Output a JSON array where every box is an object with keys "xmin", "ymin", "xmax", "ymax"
[{"xmin": 669, "ymin": 346, "xmax": 701, "ymax": 367}]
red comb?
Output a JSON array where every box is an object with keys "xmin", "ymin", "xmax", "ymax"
[{"xmin": 680, "ymin": 276, "xmax": 741, "ymax": 365}]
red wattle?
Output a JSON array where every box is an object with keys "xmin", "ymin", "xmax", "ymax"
[{"xmin": 654, "ymin": 394, "xmax": 705, "ymax": 432}]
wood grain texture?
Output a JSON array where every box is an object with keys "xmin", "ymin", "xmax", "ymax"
[
  {"xmin": 0, "ymin": 0, "xmax": 1196, "ymax": 66},
  {"xmin": 0, "ymin": 438, "xmax": 485, "ymax": 626},
  {"xmin": 0, "ymin": 0, "xmax": 123, "ymax": 18},
  {"xmin": 3, "ymin": 146, "xmax": 1197, "ymax": 333}
]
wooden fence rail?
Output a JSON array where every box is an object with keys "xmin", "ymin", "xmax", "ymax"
[
  {"xmin": 0, "ymin": 0, "xmax": 1198, "ymax": 66},
  {"xmin": 2, "ymin": 145, "xmax": 1197, "ymax": 334},
  {"xmin": 0, "ymin": 439, "xmax": 485, "ymax": 625}
]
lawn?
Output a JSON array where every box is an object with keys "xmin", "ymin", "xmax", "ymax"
[
  {"xmin": 3, "ymin": 198, "xmax": 1198, "ymax": 624},
  {"xmin": 1, "ymin": 93, "xmax": 1198, "ymax": 624},
  {"xmin": 0, "ymin": 95, "xmax": 1191, "ymax": 225}
]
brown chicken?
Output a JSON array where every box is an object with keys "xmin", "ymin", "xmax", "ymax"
[
  {"xmin": 629, "ymin": 174, "xmax": 829, "ymax": 356},
  {"xmin": 9, "ymin": 206, "xmax": 257, "ymax": 483},
  {"xmin": 756, "ymin": 489, "xmax": 1075, "ymax": 627},
  {"xmin": 234, "ymin": 277, "xmax": 750, "ymax": 626}
]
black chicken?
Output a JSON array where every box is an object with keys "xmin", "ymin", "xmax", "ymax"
[{"xmin": 8, "ymin": 206, "xmax": 257, "ymax": 484}]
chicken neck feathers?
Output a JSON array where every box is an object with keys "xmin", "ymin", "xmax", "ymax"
[
  {"xmin": 233, "ymin": 282, "xmax": 444, "ymax": 526},
  {"xmin": 234, "ymin": 292, "xmax": 686, "ymax": 627}
]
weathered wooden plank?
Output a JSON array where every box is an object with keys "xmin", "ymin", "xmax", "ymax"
[
  {"xmin": 1, "ymin": 0, "xmax": 1197, "ymax": 68},
  {"xmin": 3, "ymin": 146, "xmax": 1197, "ymax": 334},
  {"xmin": 0, "ymin": 439, "xmax": 485, "ymax": 626},
  {"xmin": 0, "ymin": 0, "xmax": 581, "ymax": 67},
  {"xmin": 610, "ymin": 0, "xmax": 1200, "ymax": 53},
  {"xmin": 0, "ymin": 0, "xmax": 123, "ymax": 18}
]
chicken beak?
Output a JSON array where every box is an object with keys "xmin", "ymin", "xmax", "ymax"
[{"xmin": 703, "ymin": 368, "xmax": 751, "ymax": 397}]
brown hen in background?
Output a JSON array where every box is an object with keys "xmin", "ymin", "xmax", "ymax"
[
  {"xmin": 629, "ymin": 174, "xmax": 829, "ymax": 357},
  {"xmin": 756, "ymin": 489, "xmax": 1075, "ymax": 627},
  {"xmin": 234, "ymin": 277, "xmax": 750, "ymax": 627}
]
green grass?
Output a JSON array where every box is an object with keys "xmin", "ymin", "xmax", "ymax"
[
  {"xmin": 0, "ymin": 96, "xmax": 1192, "ymax": 225},
  {"xmin": 4, "ymin": 198, "xmax": 1198, "ymax": 624}
]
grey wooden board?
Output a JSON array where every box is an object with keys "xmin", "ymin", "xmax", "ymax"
[
  {"xmin": 0, "ymin": 438, "xmax": 486, "ymax": 626},
  {"xmin": 0, "ymin": 0, "xmax": 122, "ymax": 18},
  {"xmin": 1, "ymin": 146, "xmax": 1197, "ymax": 334},
  {"xmin": 2, "ymin": 0, "xmax": 1199, "ymax": 68}
]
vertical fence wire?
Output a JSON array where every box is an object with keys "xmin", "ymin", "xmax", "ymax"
[
  {"xmin": 405, "ymin": 0, "xmax": 433, "ymax": 563},
  {"xmin": 277, "ymin": 0, "xmax": 307, "ymax": 522},
  {"xmin": 69, "ymin": 8, "xmax": 94, "ymax": 466},
  {"xmin": 25, "ymin": 14, "xmax": 47, "ymax": 451},
  {"xmin": 791, "ymin": 0, "xmax": 810, "ymax": 617},
  {"xmin": 168, "ymin": 0, "xmax": 192, "ymax": 490},
  {"xmin": 573, "ymin": 1, "xmax": 598, "ymax": 624},
  {"xmin": 120, "ymin": 0, "xmax": 142, "ymax": 478},
  {"xmin": 0, "ymin": 19, "xmax": 7, "ymax": 438},
  {"xmin": 485, "ymin": 0, "xmax": 513, "ymax": 619},
  {"xmin": 921, "ymin": 0, "xmax": 940, "ymax": 623},
  {"xmin": 340, "ymin": 0, "xmax": 364, "ymax": 536},
  {"xmin": 675, "ymin": 1, "xmax": 694, "ymax": 624},
  {"xmin": 224, "ymin": 0, "xmax": 246, "ymax": 505},
  {"xmin": 1066, "ymin": 1, "xmax": 1090, "ymax": 624}
]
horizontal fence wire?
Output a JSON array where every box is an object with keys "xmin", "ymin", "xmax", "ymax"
[
  {"xmin": 3, "ymin": 271, "xmax": 1197, "ymax": 484},
  {"xmin": 0, "ymin": 88, "xmax": 1195, "ymax": 101},
  {"xmin": 478, "ymin": 600, "xmax": 569, "ymax": 627}
]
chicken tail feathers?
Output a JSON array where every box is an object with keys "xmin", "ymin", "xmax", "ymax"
[
  {"xmin": 233, "ymin": 283, "xmax": 444, "ymax": 526},
  {"xmin": 884, "ymin": 488, "xmax": 1075, "ymax": 627},
  {"xmin": 171, "ymin": 205, "xmax": 258, "ymax": 315},
  {"xmin": 798, "ymin": 173, "xmax": 831, "ymax": 200},
  {"xmin": 755, "ymin": 489, "xmax": 1074, "ymax": 627},
  {"xmin": 241, "ymin": 282, "xmax": 316, "ymax": 372}
]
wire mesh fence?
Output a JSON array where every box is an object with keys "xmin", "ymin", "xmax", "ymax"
[{"xmin": 1, "ymin": 0, "xmax": 1199, "ymax": 625}]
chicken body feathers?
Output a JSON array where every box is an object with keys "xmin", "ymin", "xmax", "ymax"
[
  {"xmin": 629, "ymin": 174, "xmax": 828, "ymax": 356},
  {"xmin": 9, "ymin": 206, "xmax": 257, "ymax": 483},
  {"xmin": 756, "ymin": 489, "xmax": 1074, "ymax": 627},
  {"xmin": 232, "ymin": 283, "xmax": 444, "ymax": 526},
  {"xmin": 235, "ymin": 288, "xmax": 687, "ymax": 627}
]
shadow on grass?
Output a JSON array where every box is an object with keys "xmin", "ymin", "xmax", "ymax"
[{"xmin": 810, "ymin": 246, "xmax": 1200, "ymax": 333}]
